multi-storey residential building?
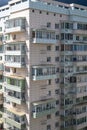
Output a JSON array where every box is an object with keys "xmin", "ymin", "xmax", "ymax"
[{"xmin": 0, "ymin": 0, "xmax": 87, "ymax": 130}]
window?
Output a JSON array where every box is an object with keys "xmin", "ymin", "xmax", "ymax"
[
  {"xmin": 13, "ymin": 34, "xmax": 16, "ymax": 40},
  {"xmin": 56, "ymin": 35, "xmax": 59, "ymax": 40},
  {"xmin": 5, "ymin": 66, "xmax": 10, "ymax": 72},
  {"xmin": 54, "ymin": 13, "xmax": 56, "ymax": 16},
  {"xmin": 32, "ymin": 10, "xmax": 35, "ymax": 12},
  {"xmin": 47, "ymin": 114, "xmax": 51, "ymax": 119},
  {"xmin": 56, "ymin": 67, "xmax": 59, "ymax": 73},
  {"xmin": 47, "ymin": 125, "xmax": 51, "ymax": 130},
  {"xmin": 47, "ymin": 22, "xmax": 51, "ymax": 28},
  {"xmin": 55, "ymin": 23, "xmax": 59, "ymax": 29},
  {"xmin": 55, "ymin": 122, "xmax": 59, "ymax": 128},
  {"xmin": 55, "ymin": 111, "xmax": 59, "ymax": 116},
  {"xmin": 39, "ymin": 11, "xmax": 42, "ymax": 14},
  {"xmin": 47, "ymin": 46, "xmax": 51, "ymax": 51},
  {"xmin": 60, "ymin": 14, "xmax": 62, "ymax": 17},
  {"xmin": 47, "ymin": 79, "xmax": 51, "ymax": 85},
  {"xmin": 55, "ymin": 46, "xmax": 59, "ymax": 51},
  {"xmin": 13, "ymin": 68, "xmax": 16, "ymax": 73},
  {"xmin": 47, "ymin": 91, "xmax": 51, "ymax": 96},
  {"xmin": 56, "ymin": 100, "xmax": 59, "ymax": 105},
  {"xmin": 47, "ymin": 57, "xmax": 51, "ymax": 62},
  {"xmin": 22, "ymin": 0, "xmax": 27, "ymax": 2},
  {"xmin": 0, "ymin": 56, "xmax": 2, "ymax": 60},
  {"xmin": 55, "ymin": 89, "xmax": 59, "ymax": 95},
  {"xmin": 55, "ymin": 78, "xmax": 59, "ymax": 84},
  {"xmin": 55, "ymin": 57, "xmax": 59, "ymax": 62},
  {"xmin": 76, "ymin": 36, "xmax": 79, "ymax": 41},
  {"xmin": 46, "ymin": 12, "xmax": 49, "ymax": 15}
]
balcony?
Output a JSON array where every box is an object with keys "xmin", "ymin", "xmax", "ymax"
[
  {"xmin": 6, "ymin": 109, "xmax": 26, "ymax": 129},
  {"xmin": 5, "ymin": 55, "xmax": 25, "ymax": 68},
  {"xmin": 5, "ymin": 76, "xmax": 25, "ymax": 92},
  {"xmin": 32, "ymin": 29, "xmax": 57, "ymax": 44},
  {"xmin": 0, "ymin": 105, "xmax": 4, "ymax": 115},
  {"xmin": 5, "ymin": 81, "xmax": 25, "ymax": 104},
  {"xmin": 5, "ymin": 110, "xmax": 26, "ymax": 130},
  {"xmin": 0, "ymin": 75, "xmax": 3, "ymax": 84},
  {"xmin": 0, "ymin": 93, "xmax": 3, "ymax": 105},
  {"xmin": 5, "ymin": 17, "xmax": 26, "ymax": 33},
  {"xmin": 0, "ymin": 64, "xmax": 4, "ymax": 71},
  {"xmin": 0, "ymin": 36, "xmax": 3, "ymax": 45},
  {"xmin": 0, "ymin": 27, "xmax": 3, "ymax": 35},
  {"xmin": 32, "ymin": 65, "xmax": 57, "ymax": 81},
  {"xmin": 32, "ymin": 98, "xmax": 57, "ymax": 118},
  {"xmin": 4, "ymin": 42, "xmax": 26, "ymax": 56}
]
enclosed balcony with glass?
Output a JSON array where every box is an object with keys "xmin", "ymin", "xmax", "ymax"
[
  {"xmin": 4, "ymin": 42, "xmax": 26, "ymax": 55},
  {"xmin": 5, "ymin": 17, "xmax": 26, "ymax": 33},
  {"xmin": 32, "ymin": 99, "xmax": 57, "ymax": 118},
  {"xmin": 0, "ymin": 36, "xmax": 3, "ymax": 45},
  {"xmin": 0, "ymin": 75, "xmax": 3, "ymax": 84},
  {"xmin": 61, "ymin": 33, "xmax": 73, "ymax": 44},
  {"xmin": 4, "ymin": 75, "xmax": 25, "ymax": 92},
  {"xmin": 6, "ymin": 109, "xmax": 26, "ymax": 129},
  {"xmin": 32, "ymin": 29, "xmax": 57, "ymax": 44},
  {"xmin": 0, "ymin": 27, "xmax": 3, "ymax": 35},
  {"xmin": 0, "ymin": 64, "xmax": 4, "ymax": 72},
  {"xmin": 5, "ymin": 55, "xmax": 25, "ymax": 68},
  {"xmin": 74, "ymin": 23, "xmax": 87, "ymax": 34},
  {"xmin": 32, "ymin": 65, "xmax": 57, "ymax": 81},
  {"xmin": 5, "ymin": 87, "xmax": 25, "ymax": 104},
  {"xmin": 61, "ymin": 22, "xmax": 73, "ymax": 33}
]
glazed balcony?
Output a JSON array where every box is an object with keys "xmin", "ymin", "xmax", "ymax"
[
  {"xmin": 32, "ymin": 99, "xmax": 57, "ymax": 118},
  {"xmin": 6, "ymin": 109, "xmax": 26, "ymax": 129},
  {"xmin": 0, "ymin": 105, "xmax": 4, "ymax": 115},
  {"xmin": 61, "ymin": 33, "xmax": 73, "ymax": 44},
  {"xmin": 5, "ymin": 76, "xmax": 25, "ymax": 92},
  {"xmin": 0, "ymin": 27, "xmax": 3, "ymax": 35},
  {"xmin": 5, "ymin": 84, "xmax": 25, "ymax": 104},
  {"xmin": 5, "ymin": 55, "xmax": 25, "ymax": 68},
  {"xmin": 0, "ymin": 36, "xmax": 3, "ymax": 45},
  {"xmin": 61, "ymin": 22, "xmax": 73, "ymax": 34},
  {"xmin": 5, "ymin": 17, "xmax": 26, "ymax": 33},
  {"xmin": 0, "ymin": 64, "xmax": 4, "ymax": 71},
  {"xmin": 0, "ymin": 93, "xmax": 3, "ymax": 105},
  {"xmin": 32, "ymin": 29, "xmax": 57, "ymax": 44},
  {"xmin": 32, "ymin": 65, "xmax": 57, "ymax": 81},
  {"xmin": 4, "ymin": 42, "xmax": 26, "ymax": 56},
  {"xmin": 0, "ymin": 75, "xmax": 3, "ymax": 84}
]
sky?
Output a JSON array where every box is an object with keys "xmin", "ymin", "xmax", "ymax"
[
  {"xmin": 0, "ymin": 0, "xmax": 87, "ymax": 6},
  {"xmin": 56, "ymin": 0, "xmax": 87, "ymax": 6}
]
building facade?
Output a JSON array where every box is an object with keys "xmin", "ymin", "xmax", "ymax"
[{"xmin": 0, "ymin": 0, "xmax": 86, "ymax": 130}]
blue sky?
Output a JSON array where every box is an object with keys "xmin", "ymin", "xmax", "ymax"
[
  {"xmin": 56, "ymin": 0, "xmax": 87, "ymax": 6},
  {"xmin": 0, "ymin": 0, "xmax": 87, "ymax": 6}
]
